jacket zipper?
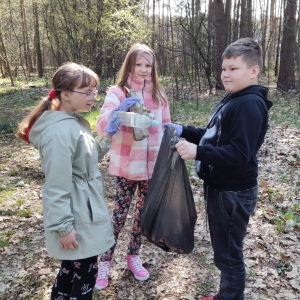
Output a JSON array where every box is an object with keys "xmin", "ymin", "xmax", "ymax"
[
  {"xmin": 141, "ymin": 79, "xmax": 150, "ymax": 180},
  {"xmin": 141, "ymin": 79, "xmax": 146, "ymax": 103}
]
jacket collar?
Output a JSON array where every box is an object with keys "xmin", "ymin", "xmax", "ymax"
[{"xmin": 127, "ymin": 73, "xmax": 152, "ymax": 93}]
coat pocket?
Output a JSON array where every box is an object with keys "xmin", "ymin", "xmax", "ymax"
[{"xmin": 72, "ymin": 196, "xmax": 93, "ymax": 228}]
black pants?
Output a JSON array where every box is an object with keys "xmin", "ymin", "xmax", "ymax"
[
  {"xmin": 51, "ymin": 256, "xmax": 98, "ymax": 300},
  {"xmin": 204, "ymin": 185, "xmax": 258, "ymax": 300}
]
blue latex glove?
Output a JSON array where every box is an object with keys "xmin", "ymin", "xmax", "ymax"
[
  {"xmin": 104, "ymin": 110, "xmax": 118, "ymax": 135},
  {"xmin": 162, "ymin": 123, "xmax": 183, "ymax": 138},
  {"xmin": 118, "ymin": 97, "xmax": 140, "ymax": 112}
]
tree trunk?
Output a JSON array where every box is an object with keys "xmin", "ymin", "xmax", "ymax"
[
  {"xmin": 147, "ymin": 0, "xmax": 150, "ymax": 25},
  {"xmin": 297, "ymin": 0, "xmax": 300, "ymax": 47},
  {"xmin": 33, "ymin": 1, "xmax": 43, "ymax": 78},
  {"xmin": 20, "ymin": 0, "xmax": 33, "ymax": 75},
  {"xmin": 246, "ymin": 0, "xmax": 253, "ymax": 37},
  {"xmin": 239, "ymin": 0, "xmax": 247, "ymax": 38},
  {"xmin": 0, "ymin": 23, "xmax": 14, "ymax": 86},
  {"xmin": 277, "ymin": 0, "xmax": 297, "ymax": 90},
  {"xmin": 196, "ymin": 0, "xmax": 200, "ymax": 18},
  {"xmin": 169, "ymin": 0, "xmax": 179, "ymax": 103},
  {"xmin": 152, "ymin": 0, "xmax": 155, "ymax": 48},
  {"xmin": 208, "ymin": 0, "xmax": 214, "ymax": 92},
  {"xmin": 261, "ymin": 0, "xmax": 269, "ymax": 73},
  {"xmin": 214, "ymin": 0, "xmax": 226, "ymax": 89},
  {"xmin": 275, "ymin": 0, "xmax": 283, "ymax": 76},
  {"xmin": 8, "ymin": 0, "xmax": 28, "ymax": 82},
  {"xmin": 233, "ymin": 0, "xmax": 240, "ymax": 41},
  {"xmin": 224, "ymin": 0, "xmax": 232, "ymax": 45},
  {"xmin": 0, "ymin": 59, "xmax": 5, "ymax": 78}
]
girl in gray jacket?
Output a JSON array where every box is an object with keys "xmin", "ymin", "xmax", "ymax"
[{"xmin": 16, "ymin": 62, "xmax": 118, "ymax": 300}]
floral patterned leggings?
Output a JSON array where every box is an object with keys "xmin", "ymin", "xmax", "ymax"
[{"xmin": 100, "ymin": 177, "xmax": 150, "ymax": 262}]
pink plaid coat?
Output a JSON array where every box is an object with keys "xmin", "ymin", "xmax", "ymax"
[{"xmin": 96, "ymin": 74, "xmax": 171, "ymax": 180}]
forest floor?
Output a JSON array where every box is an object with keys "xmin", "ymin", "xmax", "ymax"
[{"xmin": 0, "ymin": 80, "xmax": 300, "ymax": 300}]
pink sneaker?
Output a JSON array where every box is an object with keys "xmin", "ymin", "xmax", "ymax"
[
  {"xmin": 95, "ymin": 261, "xmax": 112, "ymax": 290},
  {"xmin": 126, "ymin": 255, "xmax": 149, "ymax": 281}
]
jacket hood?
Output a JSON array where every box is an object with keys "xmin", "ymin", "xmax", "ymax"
[
  {"xmin": 229, "ymin": 85, "xmax": 273, "ymax": 110},
  {"xmin": 29, "ymin": 111, "xmax": 80, "ymax": 149}
]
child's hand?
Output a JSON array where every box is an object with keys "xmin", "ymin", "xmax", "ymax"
[
  {"xmin": 59, "ymin": 230, "xmax": 79, "ymax": 251},
  {"xmin": 104, "ymin": 110, "xmax": 118, "ymax": 135},
  {"xmin": 162, "ymin": 123, "xmax": 183, "ymax": 137},
  {"xmin": 175, "ymin": 140, "xmax": 197, "ymax": 160},
  {"xmin": 119, "ymin": 97, "xmax": 140, "ymax": 111}
]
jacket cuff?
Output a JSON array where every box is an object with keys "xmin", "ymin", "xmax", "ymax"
[
  {"xmin": 196, "ymin": 146, "xmax": 206, "ymax": 161},
  {"xmin": 181, "ymin": 126, "xmax": 188, "ymax": 139},
  {"xmin": 95, "ymin": 134, "xmax": 112, "ymax": 147},
  {"xmin": 95, "ymin": 134, "xmax": 112, "ymax": 160},
  {"xmin": 57, "ymin": 224, "xmax": 74, "ymax": 237}
]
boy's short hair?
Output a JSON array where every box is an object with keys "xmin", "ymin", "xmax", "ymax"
[{"xmin": 222, "ymin": 38, "xmax": 263, "ymax": 72}]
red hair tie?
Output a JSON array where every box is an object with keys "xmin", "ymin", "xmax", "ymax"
[
  {"xmin": 48, "ymin": 89, "xmax": 56, "ymax": 99},
  {"xmin": 24, "ymin": 126, "xmax": 33, "ymax": 144}
]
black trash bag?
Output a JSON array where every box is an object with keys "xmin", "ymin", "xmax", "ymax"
[{"xmin": 140, "ymin": 126, "xmax": 197, "ymax": 254}]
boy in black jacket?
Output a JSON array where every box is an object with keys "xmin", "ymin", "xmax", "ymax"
[{"xmin": 164, "ymin": 38, "xmax": 273, "ymax": 300}]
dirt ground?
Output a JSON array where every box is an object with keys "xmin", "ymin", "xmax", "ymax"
[{"xmin": 0, "ymin": 120, "xmax": 300, "ymax": 300}]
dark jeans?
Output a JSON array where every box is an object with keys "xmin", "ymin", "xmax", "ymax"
[
  {"xmin": 51, "ymin": 256, "xmax": 98, "ymax": 300},
  {"xmin": 204, "ymin": 184, "xmax": 258, "ymax": 300}
]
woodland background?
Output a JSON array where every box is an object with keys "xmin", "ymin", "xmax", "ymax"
[
  {"xmin": 1, "ymin": 0, "xmax": 300, "ymax": 94},
  {"xmin": 0, "ymin": 0, "xmax": 300, "ymax": 299}
]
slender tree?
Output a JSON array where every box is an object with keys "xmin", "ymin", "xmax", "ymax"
[
  {"xmin": 261, "ymin": 0, "xmax": 269, "ymax": 73},
  {"xmin": 20, "ymin": 0, "xmax": 33, "ymax": 74},
  {"xmin": 246, "ymin": 0, "xmax": 253, "ymax": 37},
  {"xmin": 277, "ymin": 0, "xmax": 297, "ymax": 90},
  {"xmin": 275, "ymin": 0, "xmax": 283, "ymax": 76},
  {"xmin": 0, "ymin": 22, "xmax": 14, "ymax": 86},
  {"xmin": 240, "ymin": 0, "xmax": 247, "ymax": 37},
  {"xmin": 33, "ymin": 1, "xmax": 43, "ymax": 77},
  {"xmin": 233, "ymin": 0, "xmax": 240, "ymax": 41},
  {"xmin": 214, "ymin": 0, "xmax": 226, "ymax": 89},
  {"xmin": 224, "ymin": 0, "xmax": 232, "ymax": 45},
  {"xmin": 152, "ymin": 0, "xmax": 156, "ymax": 48}
]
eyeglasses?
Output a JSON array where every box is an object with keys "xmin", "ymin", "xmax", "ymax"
[{"xmin": 71, "ymin": 89, "xmax": 98, "ymax": 100}]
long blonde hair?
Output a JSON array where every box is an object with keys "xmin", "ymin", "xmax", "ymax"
[
  {"xmin": 16, "ymin": 62, "xmax": 99, "ymax": 142},
  {"xmin": 116, "ymin": 43, "xmax": 166, "ymax": 106}
]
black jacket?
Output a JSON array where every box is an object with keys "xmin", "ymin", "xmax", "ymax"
[{"xmin": 181, "ymin": 85, "xmax": 273, "ymax": 191}]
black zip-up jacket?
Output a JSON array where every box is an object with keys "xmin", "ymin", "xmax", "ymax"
[{"xmin": 181, "ymin": 85, "xmax": 273, "ymax": 191}]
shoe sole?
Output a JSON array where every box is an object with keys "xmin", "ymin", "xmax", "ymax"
[
  {"xmin": 94, "ymin": 283, "xmax": 108, "ymax": 290},
  {"xmin": 133, "ymin": 273, "xmax": 150, "ymax": 281}
]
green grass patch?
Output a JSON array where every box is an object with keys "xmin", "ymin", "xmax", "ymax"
[
  {"xmin": 15, "ymin": 199, "xmax": 25, "ymax": 207},
  {"xmin": 0, "ymin": 209, "xmax": 15, "ymax": 216},
  {"xmin": 81, "ymin": 109, "xmax": 101, "ymax": 133},
  {"xmin": 36, "ymin": 203, "xmax": 43, "ymax": 214},
  {"xmin": 0, "ymin": 230, "xmax": 15, "ymax": 248},
  {"xmin": 8, "ymin": 167, "xmax": 19, "ymax": 176},
  {"xmin": 0, "ymin": 88, "xmax": 43, "ymax": 109},
  {"xmin": 18, "ymin": 209, "xmax": 32, "ymax": 218},
  {"xmin": 196, "ymin": 280, "xmax": 215, "ymax": 293},
  {"xmin": 170, "ymin": 96, "xmax": 219, "ymax": 127},
  {"xmin": 18, "ymin": 236, "xmax": 30, "ymax": 244},
  {"xmin": 0, "ymin": 187, "xmax": 15, "ymax": 203},
  {"xmin": 0, "ymin": 116, "xmax": 19, "ymax": 134},
  {"xmin": 269, "ymin": 93, "xmax": 300, "ymax": 128}
]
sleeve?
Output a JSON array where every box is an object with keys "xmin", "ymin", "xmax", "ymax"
[
  {"xmin": 181, "ymin": 126, "xmax": 206, "ymax": 144},
  {"xmin": 95, "ymin": 134, "xmax": 112, "ymax": 161},
  {"xmin": 41, "ymin": 134, "xmax": 75, "ymax": 236},
  {"xmin": 96, "ymin": 90, "xmax": 121, "ymax": 135},
  {"xmin": 196, "ymin": 99, "xmax": 266, "ymax": 166},
  {"xmin": 161, "ymin": 96, "xmax": 171, "ymax": 123}
]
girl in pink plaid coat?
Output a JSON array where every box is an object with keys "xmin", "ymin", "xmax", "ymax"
[{"xmin": 95, "ymin": 43, "xmax": 171, "ymax": 289}]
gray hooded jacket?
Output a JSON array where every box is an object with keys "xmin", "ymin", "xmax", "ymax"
[{"xmin": 29, "ymin": 111, "xmax": 114, "ymax": 260}]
